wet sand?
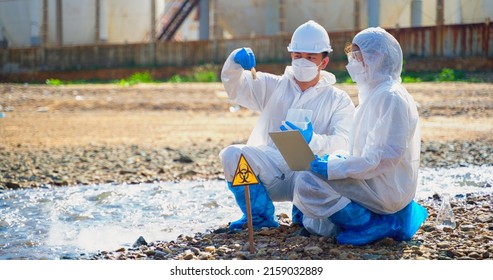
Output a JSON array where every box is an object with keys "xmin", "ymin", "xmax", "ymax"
[{"xmin": 1, "ymin": 82, "xmax": 492, "ymax": 259}]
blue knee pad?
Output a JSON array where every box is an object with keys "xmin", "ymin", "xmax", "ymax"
[
  {"xmin": 334, "ymin": 201, "xmax": 428, "ymax": 246},
  {"xmin": 227, "ymin": 181, "xmax": 279, "ymax": 230},
  {"xmin": 329, "ymin": 202, "xmax": 372, "ymax": 231},
  {"xmin": 336, "ymin": 215, "xmax": 399, "ymax": 246},
  {"xmin": 330, "ymin": 201, "xmax": 396, "ymax": 246}
]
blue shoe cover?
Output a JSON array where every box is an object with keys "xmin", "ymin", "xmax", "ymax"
[
  {"xmin": 291, "ymin": 205, "xmax": 304, "ymax": 227},
  {"xmin": 329, "ymin": 202, "xmax": 371, "ymax": 231},
  {"xmin": 335, "ymin": 201, "xmax": 429, "ymax": 245},
  {"xmin": 227, "ymin": 182, "xmax": 279, "ymax": 230},
  {"xmin": 391, "ymin": 201, "xmax": 428, "ymax": 241},
  {"xmin": 336, "ymin": 215, "xmax": 399, "ymax": 246},
  {"xmin": 229, "ymin": 212, "xmax": 278, "ymax": 230},
  {"xmin": 229, "ymin": 215, "xmax": 248, "ymax": 230}
]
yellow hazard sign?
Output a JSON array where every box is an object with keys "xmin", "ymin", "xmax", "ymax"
[{"xmin": 231, "ymin": 154, "xmax": 259, "ymax": 187}]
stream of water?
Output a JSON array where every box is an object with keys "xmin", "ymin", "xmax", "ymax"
[{"xmin": 1, "ymin": 166, "xmax": 492, "ymax": 260}]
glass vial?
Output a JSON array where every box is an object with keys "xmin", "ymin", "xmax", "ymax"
[{"xmin": 435, "ymin": 193, "xmax": 456, "ymax": 230}]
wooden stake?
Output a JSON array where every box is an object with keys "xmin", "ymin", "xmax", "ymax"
[
  {"xmin": 244, "ymin": 185, "xmax": 255, "ymax": 254},
  {"xmin": 251, "ymin": 67, "xmax": 257, "ymax": 80},
  {"xmin": 231, "ymin": 154, "xmax": 258, "ymax": 254}
]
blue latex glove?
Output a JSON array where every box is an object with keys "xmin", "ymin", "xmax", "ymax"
[
  {"xmin": 279, "ymin": 118, "xmax": 313, "ymax": 144},
  {"xmin": 310, "ymin": 154, "xmax": 328, "ymax": 178},
  {"xmin": 234, "ymin": 48, "xmax": 256, "ymax": 70}
]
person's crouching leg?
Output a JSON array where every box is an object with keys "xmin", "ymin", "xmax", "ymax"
[
  {"xmin": 330, "ymin": 202, "xmax": 399, "ymax": 246},
  {"xmin": 227, "ymin": 181, "xmax": 279, "ymax": 230}
]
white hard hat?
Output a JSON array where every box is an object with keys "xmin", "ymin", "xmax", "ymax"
[{"xmin": 287, "ymin": 20, "xmax": 333, "ymax": 53}]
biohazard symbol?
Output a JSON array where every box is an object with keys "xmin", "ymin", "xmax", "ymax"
[{"xmin": 231, "ymin": 154, "xmax": 259, "ymax": 187}]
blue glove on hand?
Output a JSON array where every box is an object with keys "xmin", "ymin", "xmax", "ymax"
[
  {"xmin": 280, "ymin": 118, "xmax": 314, "ymax": 144},
  {"xmin": 310, "ymin": 154, "xmax": 328, "ymax": 178},
  {"xmin": 234, "ymin": 48, "xmax": 256, "ymax": 70}
]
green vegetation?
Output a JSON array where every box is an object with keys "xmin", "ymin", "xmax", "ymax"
[
  {"xmin": 336, "ymin": 68, "xmax": 485, "ymax": 84},
  {"xmin": 114, "ymin": 70, "xmax": 215, "ymax": 86},
  {"xmin": 39, "ymin": 67, "xmax": 487, "ymax": 86},
  {"xmin": 45, "ymin": 78, "xmax": 63, "ymax": 86},
  {"xmin": 115, "ymin": 65, "xmax": 219, "ymax": 85},
  {"xmin": 401, "ymin": 68, "xmax": 479, "ymax": 83},
  {"xmin": 168, "ymin": 70, "xmax": 217, "ymax": 83},
  {"xmin": 41, "ymin": 64, "xmax": 219, "ymax": 86},
  {"xmin": 45, "ymin": 78, "xmax": 106, "ymax": 85},
  {"xmin": 116, "ymin": 71, "xmax": 154, "ymax": 86},
  {"xmin": 167, "ymin": 65, "xmax": 218, "ymax": 83},
  {"xmin": 45, "ymin": 71, "xmax": 157, "ymax": 86}
]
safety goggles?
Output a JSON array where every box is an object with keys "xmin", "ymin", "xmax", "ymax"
[{"xmin": 347, "ymin": 50, "xmax": 363, "ymax": 62}]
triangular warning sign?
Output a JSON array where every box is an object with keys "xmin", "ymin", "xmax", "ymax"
[{"xmin": 231, "ymin": 154, "xmax": 259, "ymax": 187}]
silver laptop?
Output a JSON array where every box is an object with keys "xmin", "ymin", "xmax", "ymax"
[{"xmin": 269, "ymin": 130, "xmax": 316, "ymax": 171}]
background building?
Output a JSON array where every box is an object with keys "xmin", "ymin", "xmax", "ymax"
[{"xmin": 1, "ymin": 0, "xmax": 492, "ymax": 48}]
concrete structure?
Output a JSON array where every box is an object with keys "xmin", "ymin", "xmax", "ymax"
[
  {"xmin": 0, "ymin": 0, "xmax": 166, "ymax": 47},
  {"xmin": 0, "ymin": 0, "xmax": 492, "ymax": 47},
  {"xmin": 1, "ymin": 22, "xmax": 491, "ymax": 76}
]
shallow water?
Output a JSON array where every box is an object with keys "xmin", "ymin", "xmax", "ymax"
[{"xmin": 1, "ymin": 166, "xmax": 492, "ymax": 260}]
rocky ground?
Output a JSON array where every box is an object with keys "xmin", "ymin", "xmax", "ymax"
[
  {"xmin": 1, "ymin": 82, "xmax": 492, "ymax": 260},
  {"xmin": 91, "ymin": 192, "xmax": 493, "ymax": 260}
]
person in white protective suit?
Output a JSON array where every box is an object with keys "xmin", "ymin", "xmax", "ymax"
[
  {"xmin": 220, "ymin": 20, "xmax": 355, "ymax": 230},
  {"xmin": 293, "ymin": 27, "xmax": 428, "ymax": 245}
]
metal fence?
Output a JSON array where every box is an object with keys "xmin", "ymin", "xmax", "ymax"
[{"xmin": 1, "ymin": 22, "xmax": 492, "ymax": 75}]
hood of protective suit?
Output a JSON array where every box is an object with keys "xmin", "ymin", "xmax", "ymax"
[{"xmin": 352, "ymin": 27, "xmax": 403, "ymax": 85}]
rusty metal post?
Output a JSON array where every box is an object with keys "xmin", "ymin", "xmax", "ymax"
[
  {"xmin": 95, "ymin": 0, "xmax": 100, "ymax": 44},
  {"xmin": 150, "ymin": 0, "xmax": 156, "ymax": 65},
  {"xmin": 56, "ymin": 0, "xmax": 63, "ymax": 46},
  {"xmin": 42, "ymin": 0, "xmax": 48, "ymax": 46},
  {"xmin": 93, "ymin": 0, "xmax": 101, "ymax": 68},
  {"xmin": 199, "ymin": 0, "xmax": 209, "ymax": 40},
  {"xmin": 212, "ymin": 0, "xmax": 219, "ymax": 39},
  {"xmin": 436, "ymin": 0, "xmax": 444, "ymax": 57},
  {"xmin": 485, "ymin": 17, "xmax": 490, "ymax": 57},
  {"xmin": 411, "ymin": 0, "xmax": 422, "ymax": 27},
  {"xmin": 368, "ymin": 0, "xmax": 380, "ymax": 27},
  {"xmin": 211, "ymin": 0, "xmax": 220, "ymax": 63},
  {"xmin": 279, "ymin": 0, "xmax": 286, "ymax": 35},
  {"xmin": 436, "ymin": 0, "xmax": 444, "ymax": 26},
  {"xmin": 354, "ymin": 0, "xmax": 360, "ymax": 31}
]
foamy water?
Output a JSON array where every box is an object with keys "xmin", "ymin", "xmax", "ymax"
[{"xmin": 1, "ymin": 166, "xmax": 492, "ymax": 259}]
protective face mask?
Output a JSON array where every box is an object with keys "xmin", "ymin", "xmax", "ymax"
[
  {"xmin": 292, "ymin": 58, "xmax": 322, "ymax": 82},
  {"xmin": 345, "ymin": 59, "xmax": 367, "ymax": 84}
]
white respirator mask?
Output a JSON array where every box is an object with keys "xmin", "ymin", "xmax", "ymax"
[
  {"xmin": 345, "ymin": 59, "xmax": 368, "ymax": 84},
  {"xmin": 292, "ymin": 58, "xmax": 322, "ymax": 82}
]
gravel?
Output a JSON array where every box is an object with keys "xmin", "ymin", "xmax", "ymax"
[
  {"xmin": 1, "ymin": 82, "xmax": 492, "ymax": 260},
  {"xmin": 2, "ymin": 140, "xmax": 491, "ymax": 260}
]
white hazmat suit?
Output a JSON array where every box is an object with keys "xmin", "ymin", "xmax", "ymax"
[
  {"xmin": 294, "ymin": 27, "xmax": 422, "ymax": 237},
  {"xmin": 220, "ymin": 50, "xmax": 355, "ymax": 203}
]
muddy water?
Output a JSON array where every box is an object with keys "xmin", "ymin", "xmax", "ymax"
[{"xmin": 1, "ymin": 166, "xmax": 492, "ymax": 260}]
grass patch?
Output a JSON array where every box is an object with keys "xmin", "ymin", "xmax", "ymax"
[
  {"xmin": 116, "ymin": 71, "xmax": 154, "ymax": 86},
  {"xmin": 45, "ymin": 78, "xmax": 109, "ymax": 85},
  {"xmin": 38, "ymin": 68, "xmax": 489, "ymax": 86},
  {"xmin": 335, "ymin": 68, "xmax": 486, "ymax": 84},
  {"xmin": 45, "ymin": 78, "xmax": 64, "ymax": 86},
  {"xmin": 167, "ymin": 65, "xmax": 218, "ymax": 83}
]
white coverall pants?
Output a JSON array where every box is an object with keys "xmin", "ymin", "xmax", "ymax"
[
  {"xmin": 220, "ymin": 144, "xmax": 295, "ymax": 202},
  {"xmin": 293, "ymin": 171, "xmax": 414, "ymax": 236}
]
